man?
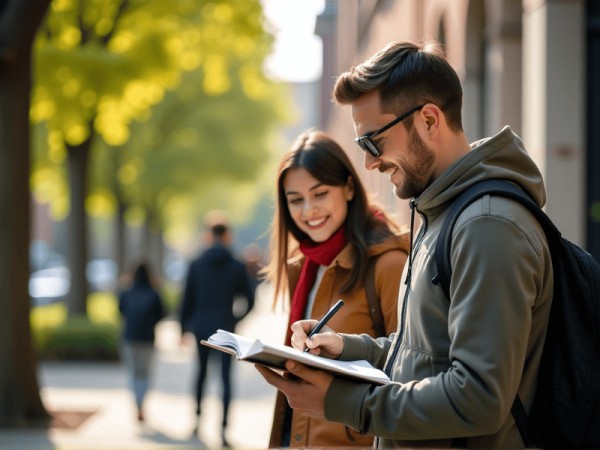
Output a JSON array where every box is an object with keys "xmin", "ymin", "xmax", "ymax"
[
  {"xmin": 256, "ymin": 40, "xmax": 553, "ymax": 448},
  {"xmin": 179, "ymin": 212, "xmax": 255, "ymax": 445}
]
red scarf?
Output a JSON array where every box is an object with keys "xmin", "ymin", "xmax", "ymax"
[{"xmin": 285, "ymin": 225, "xmax": 347, "ymax": 345}]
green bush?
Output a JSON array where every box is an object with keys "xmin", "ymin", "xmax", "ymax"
[
  {"xmin": 30, "ymin": 289, "xmax": 179, "ymax": 361},
  {"xmin": 31, "ymin": 292, "xmax": 122, "ymax": 361},
  {"xmin": 39, "ymin": 316, "xmax": 120, "ymax": 361}
]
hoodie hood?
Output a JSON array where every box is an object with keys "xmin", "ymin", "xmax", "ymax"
[
  {"xmin": 415, "ymin": 126, "xmax": 546, "ymax": 219},
  {"xmin": 201, "ymin": 244, "xmax": 233, "ymax": 266}
]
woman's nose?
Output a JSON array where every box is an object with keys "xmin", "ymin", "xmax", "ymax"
[{"xmin": 302, "ymin": 199, "xmax": 316, "ymax": 214}]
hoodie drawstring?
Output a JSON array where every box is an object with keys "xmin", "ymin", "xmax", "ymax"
[{"xmin": 405, "ymin": 199, "xmax": 416, "ymax": 287}]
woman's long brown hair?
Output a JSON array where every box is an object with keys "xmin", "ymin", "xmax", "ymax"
[{"xmin": 264, "ymin": 130, "xmax": 400, "ymax": 305}]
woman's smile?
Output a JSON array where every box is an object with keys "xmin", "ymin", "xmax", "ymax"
[{"xmin": 306, "ymin": 216, "xmax": 328, "ymax": 228}]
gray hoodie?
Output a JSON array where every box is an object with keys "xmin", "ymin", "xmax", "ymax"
[{"xmin": 325, "ymin": 127, "xmax": 553, "ymax": 448}]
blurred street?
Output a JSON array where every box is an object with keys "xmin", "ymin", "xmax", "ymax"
[{"xmin": 0, "ymin": 284, "xmax": 288, "ymax": 449}]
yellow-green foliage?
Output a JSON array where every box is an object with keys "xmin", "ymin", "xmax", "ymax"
[
  {"xmin": 160, "ymin": 280, "xmax": 181, "ymax": 313},
  {"xmin": 31, "ymin": 0, "xmax": 290, "ymax": 235},
  {"xmin": 30, "ymin": 302, "xmax": 68, "ymax": 351},
  {"xmin": 87, "ymin": 291, "xmax": 121, "ymax": 326}
]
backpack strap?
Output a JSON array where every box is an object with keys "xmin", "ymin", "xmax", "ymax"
[
  {"xmin": 365, "ymin": 257, "xmax": 386, "ymax": 337},
  {"xmin": 511, "ymin": 394, "xmax": 543, "ymax": 448},
  {"xmin": 433, "ymin": 178, "xmax": 557, "ymax": 449},
  {"xmin": 434, "ymin": 179, "xmax": 560, "ymax": 299}
]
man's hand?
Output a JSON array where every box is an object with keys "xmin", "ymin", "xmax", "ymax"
[
  {"xmin": 255, "ymin": 361, "xmax": 334, "ymax": 418},
  {"xmin": 291, "ymin": 320, "xmax": 344, "ymax": 358}
]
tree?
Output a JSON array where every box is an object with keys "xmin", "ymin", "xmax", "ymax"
[
  {"xmin": 90, "ymin": 62, "xmax": 287, "ymax": 265},
  {"xmin": 0, "ymin": 0, "xmax": 51, "ymax": 426},
  {"xmin": 31, "ymin": 0, "xmax": 280, "ymax": 315}
]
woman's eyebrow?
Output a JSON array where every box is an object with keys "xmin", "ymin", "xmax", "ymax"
[{"xmin": 285, "ymin": 182, "xmax": 323, "ymax": 196}]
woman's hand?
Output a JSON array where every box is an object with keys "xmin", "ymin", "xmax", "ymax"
[{"xmin": 290, "ymin": 320, "xmax": 344, "ymax": 359}]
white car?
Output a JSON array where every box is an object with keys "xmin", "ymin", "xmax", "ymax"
[{"xmin": 29, "ymin": 266, "xmax": 70, "ymax": 306}]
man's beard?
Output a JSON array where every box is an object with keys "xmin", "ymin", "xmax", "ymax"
[{"xmin": 394, "ymin": 127, "xmax": 435, "ymax": 199}]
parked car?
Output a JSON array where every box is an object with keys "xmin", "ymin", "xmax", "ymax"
[
  {"xmin": 29, "ymin": 265, "xmax": 70, "ymax": 306},
  {"xmin": 30, "ymin": 240, "xmax": 67, "ymax": 272}
]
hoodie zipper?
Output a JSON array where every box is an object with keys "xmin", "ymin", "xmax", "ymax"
[{"xmin": 383, "ymin": 199, "xmax": 428, "ymax": 376}]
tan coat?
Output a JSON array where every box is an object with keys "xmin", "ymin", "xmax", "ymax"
[{"xmin": 269, "ymin": 233, "xmax": 409, "ymax": 448}]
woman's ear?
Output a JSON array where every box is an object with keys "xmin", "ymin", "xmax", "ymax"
[{"xmin": 344, "ymin": 176, "xmax": 355, "ymax": 201}]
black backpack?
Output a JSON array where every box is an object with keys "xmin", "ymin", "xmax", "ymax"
[{"xmin": 434, "ymin": 179, "xmax": 600, "ymax": 449}]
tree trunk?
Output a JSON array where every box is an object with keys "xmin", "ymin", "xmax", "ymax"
[
  {"xmin": 116, "ymin": 202, "xmax": 127, "ymax": 277},
  {"xmin": 0, "ymin": 0, "xmax": 51, "ymax": 426},
  {"xmin": 65, "ymin": 139, "xmax": 92, "ymax": 316},
  {"xmin": 142, "ymin": 206, "xmax": 163, "ymax": 275},
  {"xmin": 112, "ymin": 148, "xmax": 127, "ymax": 278},
  {"xmin": 150, "ymin": 228, "xmax": 163, "ymax": 278}
]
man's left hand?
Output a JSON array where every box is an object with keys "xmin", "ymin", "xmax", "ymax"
[{"xmin": 255, "ymin": 360, "xmax": 334, "ymax": 418}]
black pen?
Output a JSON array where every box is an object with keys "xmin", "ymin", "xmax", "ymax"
[{"xmin": 304, "ymin": 299, "xmax": 344, "ymax": 352}]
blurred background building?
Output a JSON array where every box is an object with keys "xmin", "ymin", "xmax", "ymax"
[{"xmin": 314, "ymin": 0, "xmax": 599, "ymax": 263}]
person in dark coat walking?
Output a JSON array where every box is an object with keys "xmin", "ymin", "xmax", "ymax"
[
  {"xmin": 118, "ymin": 261, "xmax": 166, "ymax": 422},
  {"xmin": 178, "ymin": 212, "xmax": 256, "ymax": 445}
]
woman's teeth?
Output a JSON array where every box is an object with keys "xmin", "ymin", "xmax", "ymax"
[{"xmin": 308, "ymin": 218, "xmax": 326, "ymax": 227}]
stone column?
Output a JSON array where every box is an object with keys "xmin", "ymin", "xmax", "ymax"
[{"xmin": 522, "ymin": 0, "xmax": 586, "ymax": 244}]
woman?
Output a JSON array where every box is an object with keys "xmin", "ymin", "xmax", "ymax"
[
  {"xmin": 118, "ymin": 261, "xmax": 166, "ymax": 422},
  {"xmin": 265, "ymin": 130, "xmax": 409, "ymax": 447}
]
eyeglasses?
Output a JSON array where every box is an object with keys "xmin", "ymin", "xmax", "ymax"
[{"xmin": 354, "ymin": 104, "xmax": 426, "ymax": 157}]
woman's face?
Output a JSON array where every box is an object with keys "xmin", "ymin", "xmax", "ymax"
[{"xmin": 282, "ymin": 167, "xmax": 354, "ymax": 243}]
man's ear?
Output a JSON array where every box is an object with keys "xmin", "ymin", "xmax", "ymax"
[{"xmin": 422, "ymin": 104, "xmax": 441, "ymax": 135}]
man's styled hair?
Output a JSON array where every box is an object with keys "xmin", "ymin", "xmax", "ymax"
[{"xmin": 333, "ymin": 40, "xmax": 463, "ymax": 132}]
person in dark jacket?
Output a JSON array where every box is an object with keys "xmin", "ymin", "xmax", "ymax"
[
  {"xmin": 178, "ymin": 212, "xmax": 255, "ymax": 445},
  {"xmin": 118, "ymin": 261, "xmax": 166, "ymax": 422}
]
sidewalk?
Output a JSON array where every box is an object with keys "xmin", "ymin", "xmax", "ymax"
[{"xmin": 0, "ymin": 285, "xmax": 288, "ymax": 449}]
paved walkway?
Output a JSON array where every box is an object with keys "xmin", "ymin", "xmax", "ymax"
[{"xmin": 0, "ymin": 285, "xmax": 288, "ymax": 449}]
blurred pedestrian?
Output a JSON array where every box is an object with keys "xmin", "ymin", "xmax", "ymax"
[
  {"xmin": 264, "ymin": 130, "xmax": 409, "ymax": 447},
  {"xmin": 178, "ymin": 212, "xmax": 256, "ymax": 445},
  {"xmin": 118, "ymin": 261, "xmax": 166, "ymax": 422}
]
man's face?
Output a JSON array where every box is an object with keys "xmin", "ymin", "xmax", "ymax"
[{"xmin": 351, "ymin": 91, "xmax": 436, "ymax": 199}]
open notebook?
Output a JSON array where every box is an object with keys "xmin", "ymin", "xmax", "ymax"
[{"xmin": 201, "ymin": 329, "xmax": 390, "ymax": 385}]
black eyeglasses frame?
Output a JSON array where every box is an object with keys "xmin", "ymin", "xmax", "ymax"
[{"xmin": 354, "ymin": 104, "xmax": 426, "ymax": 157}]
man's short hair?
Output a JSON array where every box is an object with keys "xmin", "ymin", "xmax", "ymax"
[
  {"xmin": 332, "ymin": 40, "xmax": 464, "ymax": 132},
  {"xmin": 211, "ymin": 222, "xmax": 228, "ymax": 239},
  {"xmin": 204, "ymin": 210, "xmax": 230, "ymax": 240}
]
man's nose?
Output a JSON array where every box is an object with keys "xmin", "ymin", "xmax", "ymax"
[{"xmin": 364, "ymin": 151, "xmax": 380, "ymax": 171}]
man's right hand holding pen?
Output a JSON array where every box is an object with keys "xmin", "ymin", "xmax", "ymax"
[{"xmin": 290, "ymin": 320, "xmax": 344, "ymax": 359}]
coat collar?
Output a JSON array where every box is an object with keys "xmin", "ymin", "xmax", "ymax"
[{"xmin": 288, "ymin": 232, "xmax": 410, "ymax": 271}]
